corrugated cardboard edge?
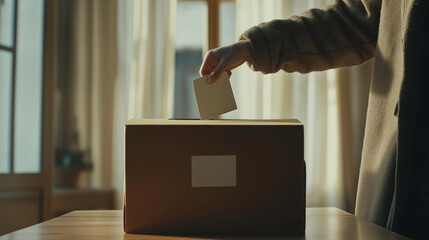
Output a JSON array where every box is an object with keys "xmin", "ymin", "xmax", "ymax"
[
  {"xmin": 125, "ymin": 118, "xmax": 302, "ymax": 126},
  {"xmin": 300, "ymin": 124, "xmax": 307, "ymax": 233},
  {"xmin": 123, "ymin": 124, "xmax": 128, "ymax": 232}
]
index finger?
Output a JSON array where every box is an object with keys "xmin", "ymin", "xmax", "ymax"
[{"xmin": 199, "ymin": 51, "xmax": 219, "ymax": 76}]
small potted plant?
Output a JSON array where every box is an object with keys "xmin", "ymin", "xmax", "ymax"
[
  {"xmin": 55, "ymin": 149, "xmax": 93, "ymax": 188},
  {"xmin": 55, "ymin": 130, "xmax": 93, "ymax": 188}
]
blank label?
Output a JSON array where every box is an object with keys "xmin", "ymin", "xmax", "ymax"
[{"xmin": 191, "ymin": 155, "xmax": 237, "ymax": 187}]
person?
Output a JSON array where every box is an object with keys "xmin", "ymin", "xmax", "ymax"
[{"xmin": 199, "ymin": 0, "xmax": 429, "ymax": 239}]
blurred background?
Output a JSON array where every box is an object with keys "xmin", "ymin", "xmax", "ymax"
[{"xmin": 0, "ymin": 0, "xmax": 373, "ymax": 235}]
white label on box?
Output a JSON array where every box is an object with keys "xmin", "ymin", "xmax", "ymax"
[{"xmin": 191, "ymin": 155, "xmax": 237, "ymax": 187}]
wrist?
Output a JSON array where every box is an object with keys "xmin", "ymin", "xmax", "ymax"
[{"xmin": 237, "ymin": 40, "xmax": 251, "ymax": 61}]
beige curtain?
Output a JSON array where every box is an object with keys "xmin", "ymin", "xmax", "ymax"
[
  {"xmin": 112, "ymin": 0, "xmax": 176, "ymax": 208},
  {"xmin": 336, "ymin": 62, "xmax": 372, "ymax": 211},
  {"xmin": 57, "ymin": 0, "xmax": 117, "ymax": 188},
  {"xmin": 232, "ymin": 0, "xmax": 372, "ymax": 212},
  {"xmin": 59, "ymin": 0, "xmax": 176, "ymax": 209}
]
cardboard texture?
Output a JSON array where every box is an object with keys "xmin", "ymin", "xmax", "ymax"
[
  {"xmin": 124, "ymin": 119, "xmax": 306, "ymax": 234},
  {"xmin": 193, "ymin": 72, "xmax": 237, "ymax": 120}
]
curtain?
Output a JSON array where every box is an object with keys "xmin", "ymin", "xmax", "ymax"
[
  {"xmin": 231, "ymin": 0, "xmax": 372, "ymax": 212},
  {"xmin": 57, "ymin": 0, "xmax": 176, "ymax": 208},
  {"xmin": 112, "ymin": 0, "xmax": 176, "ymax": 208},
  {"xmin": 57, "ymin": 0, "xmax": 117, "ymax": 188}
]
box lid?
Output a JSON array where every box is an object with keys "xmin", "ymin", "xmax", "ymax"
[{"xmin": 126, "ymin": 119, "xmax": 302, "ymax": 126}]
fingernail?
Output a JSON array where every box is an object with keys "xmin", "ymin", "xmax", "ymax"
[{"xmin": 206, "ymin": 76, "xmax": 214, "ymax": 85}]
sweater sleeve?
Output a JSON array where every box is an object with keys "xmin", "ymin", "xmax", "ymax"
[{"xmin": 239, "ymin": 0, "xmax": 382, "ymax": 74}]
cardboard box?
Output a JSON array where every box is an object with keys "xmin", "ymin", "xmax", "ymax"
[{"xmin": 124, "ymin": 119, "xmax": 305, "ymax": 234}]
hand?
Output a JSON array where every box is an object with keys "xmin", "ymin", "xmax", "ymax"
[{"xmin": 199, "ymin": 40, "xmax": 251, "ymax": 84}]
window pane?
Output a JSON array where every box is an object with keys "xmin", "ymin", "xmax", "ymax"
[
  {"xmin": 173, "ymin": 1, "xmax": 207, "ymax": 119},
  {"xmin": 220, "ymin": 1, "xmax": 237, "ymax": 119},
  {"xmin": 0, "ymin": 50, "xmax": 13, "ymax": 173},
  {"xmin": 0, "ymin": 0, "xmax": 15, "ymax": 47},
  {"xmin": 13, "ymin": 0, "xmax": 44, "ymax": 173},
  {"xmin": 220, "ymin": 1, "xmax": 236, "ymax": 46}
]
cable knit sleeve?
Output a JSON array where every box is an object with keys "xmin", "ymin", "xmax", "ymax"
[{"xmin": 240, "ymin": 0, "xmax": 381, "ymax": 74}]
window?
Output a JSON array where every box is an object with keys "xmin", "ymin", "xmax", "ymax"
[
  {"xmin": 0, "ymin": 0, "xmax": 16, "ymax": 173},
  {"xmin": 0, "ymin": 0, "xmax": 45, "ymax": 174},
  {"xmin": 219, "ymin": 1, "xmax": 236, "ymax": 46},
  {"xmin": 0, "ymin": 0, "xmax": 54, "ymax": 229},
  {"xmin": 173, "ymin": 0, "xmax": 236, "ymax": 118}
]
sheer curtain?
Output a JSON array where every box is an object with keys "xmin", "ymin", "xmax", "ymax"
[
  {"xmin": 56, "ymin": 0, "xmax": 118, "ymax": 189},
  {"xmin": 112, "ymin": 0, "xmax": 176, "ymax": 208},
  {"xmin": 229, "ymin": 0, "xmax": 372, "ymax": 212}
]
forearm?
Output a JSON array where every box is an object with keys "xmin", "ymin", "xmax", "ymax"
[{"xmin": 240, "ymin": 0, "xmax": 382, "ymax": 74}]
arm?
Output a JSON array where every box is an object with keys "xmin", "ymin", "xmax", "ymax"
[
  {"xmin": 241, "ymin": 0, "xmax": 382, "ymax": 74},
  {"xmin": 200, "ymin": 0, "xmax": 381, "ymax": 83}
]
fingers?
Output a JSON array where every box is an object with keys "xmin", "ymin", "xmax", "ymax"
[
  {"xmin": 199, "ymin": 41, "xmax": 250, "ymax": 84},
  {"xmin": 200, "ymin": 50, "xmax": 227, "ymax": 84},
  {"xmin": 199, "ymin": 51, "xmax": 217, "ymax": 77},
  {"xmin": 206, "ymin": 60, "xmax": 227, "ymax": 84}
]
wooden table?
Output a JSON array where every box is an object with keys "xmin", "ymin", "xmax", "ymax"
[{"xmin": 0, "ymin": 208, "xmax": 409, "ymax": 239}]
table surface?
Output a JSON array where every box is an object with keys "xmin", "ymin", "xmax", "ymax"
[{"xmin": 0, "ymin": 208, "xmax": 409, "ymax": 239}]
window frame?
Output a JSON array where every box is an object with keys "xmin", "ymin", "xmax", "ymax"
[
  {"xmin": 0, "ymin": 0, "xmax": 56, "ymax": 221},
  {"xmin": 179, "ymin": 0, "xmax": 235, "ymax": 50},
  {"xmin": 0, "ymin": 0, "xmax": 18, "ymax": 174}
]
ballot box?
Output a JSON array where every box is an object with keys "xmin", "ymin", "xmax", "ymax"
[{"xmin": 124, "ymin": 119, "xmax": 306, "ymax": 235}]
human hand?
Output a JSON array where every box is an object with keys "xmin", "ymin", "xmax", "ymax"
[{"xmin": 199, "ymin": 40, "xmax": 251, "ymax": 84}]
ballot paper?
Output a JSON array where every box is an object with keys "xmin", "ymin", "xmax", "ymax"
[{"xmin": 193, "ymin": 72, "xmax": 237, "ymax": 120}]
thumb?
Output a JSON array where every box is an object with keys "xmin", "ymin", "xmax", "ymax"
[{"xmin": 206, "ymin": 62, "xmax": 226, "ymax": 84}]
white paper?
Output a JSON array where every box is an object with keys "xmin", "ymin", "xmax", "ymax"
[{"xmin": 193, "ymin": 72, "xmax": 237, "ymax": 120}]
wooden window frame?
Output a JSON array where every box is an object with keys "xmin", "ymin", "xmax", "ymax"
[
  {"xmin": 180, "ymin": 0, "xmax": 235, "ymax": 50},
  {"xmin": 0, "ymin": 0, "xmax": 57, "ymax": 221}
]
